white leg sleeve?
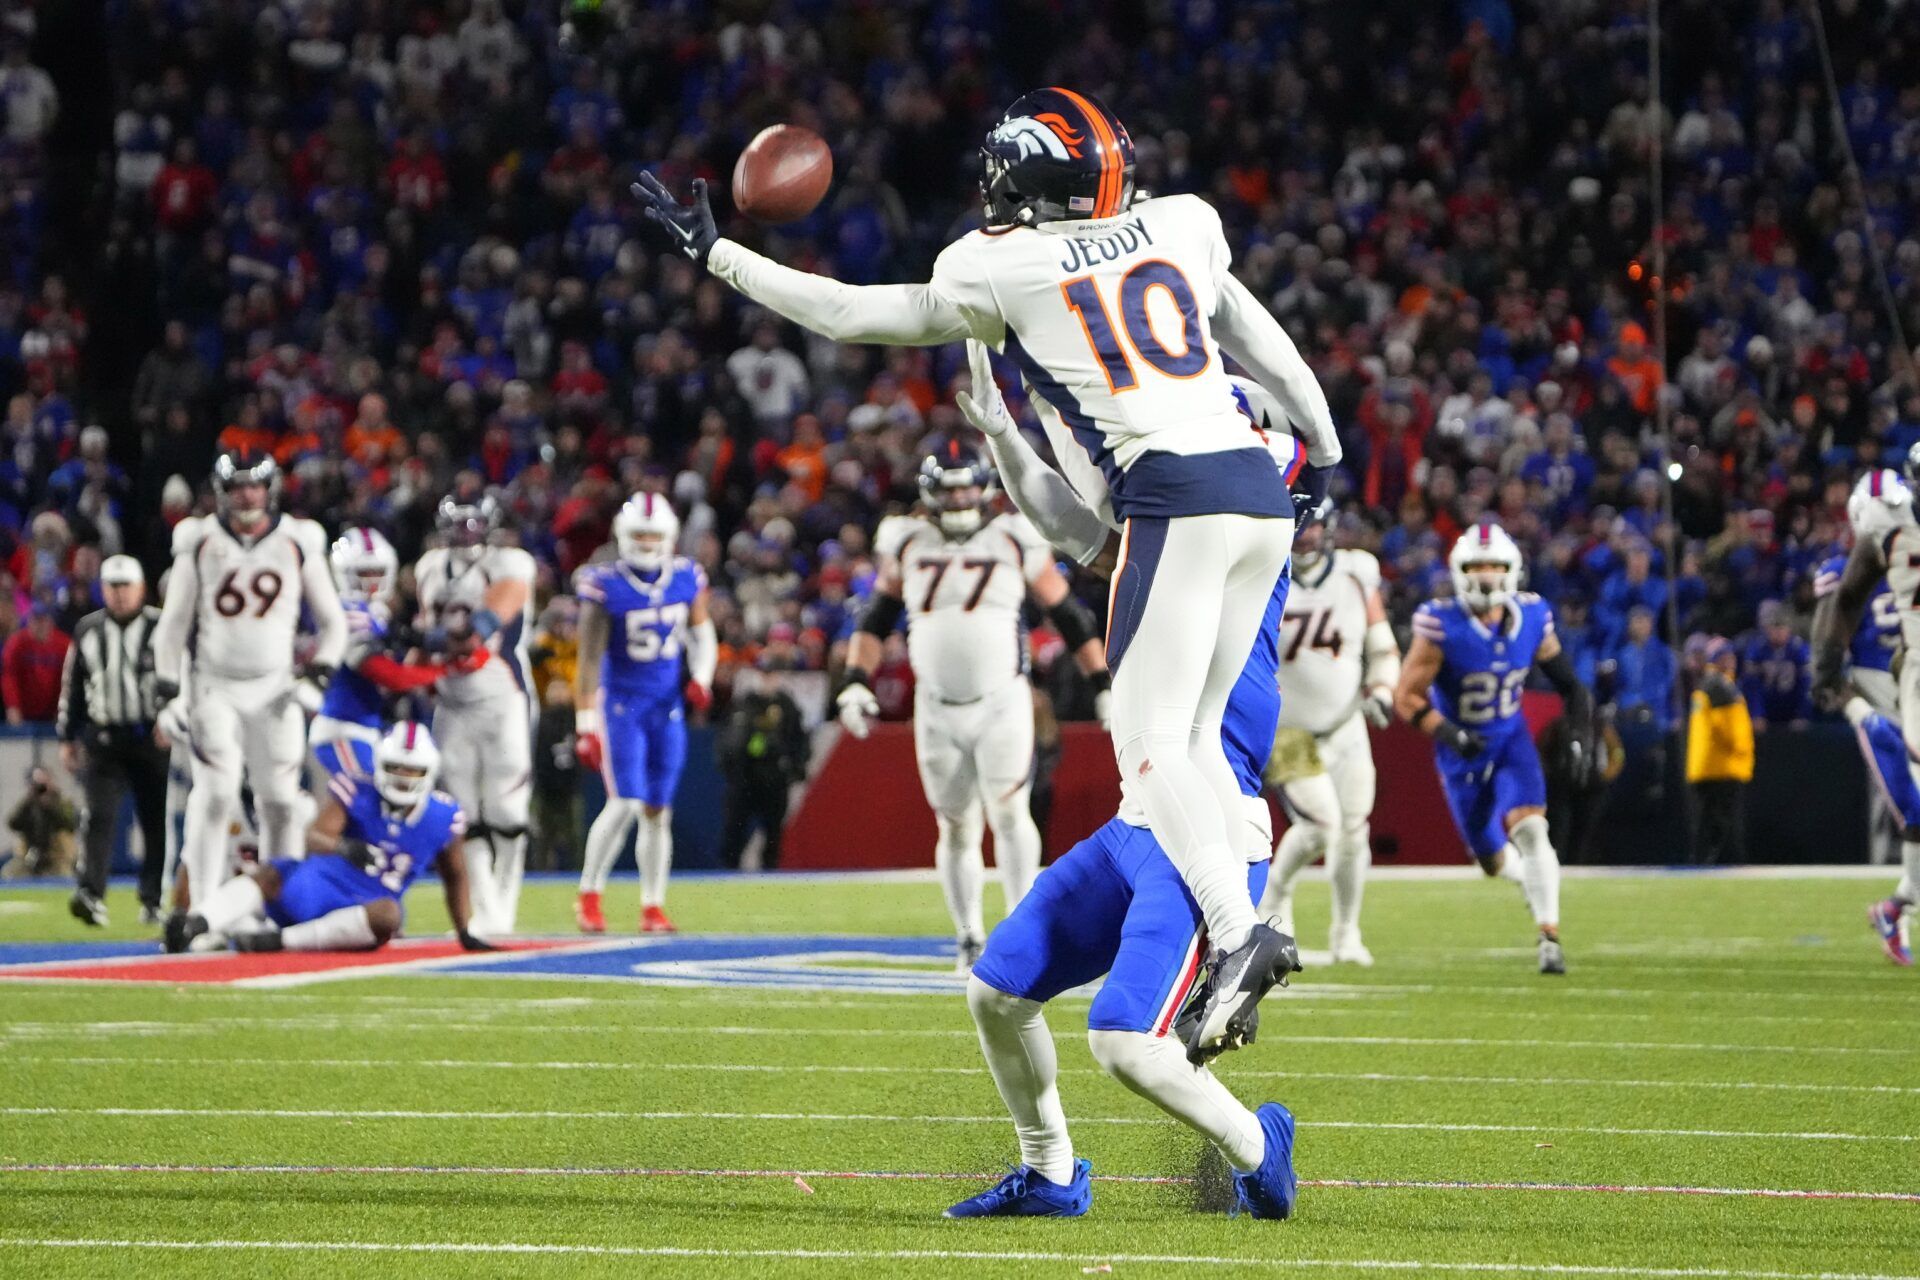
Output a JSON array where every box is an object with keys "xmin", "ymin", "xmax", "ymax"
[
  {"xmin": 1897, "ymin": 839, "xmax": 1920, "ymax": 904},
  {"xmin": 638, "ymin": 809, "xmax": 673, "ymax": 908},
  {"xmin": 982, "ymin": 784, "xmax": 1040, "ymax": 913},
  {"xmin": 580, "ymin": 799, "xmax": 639, "ymax": 894},
  {"xmin": 1509, "ymin": 813, "xmax": 1561, "ymax": 928},
  {"xmin": 1088, "ymin": 1028, "xmax": 1264, "ymax": 1172},
  {"xmin": 194, "ymin": 874, "xmax": 265, "ymax": 936},
  {"xmin": 462, "ymin": 835, "xmax": 501, "ymax": 934},
  {"xmin": 1329, "ymin": 823, "xmax": 1371, "ymax": 937},
  {"xmin": 936, "ymin": 805, "xmax": 988, "ymax": 942},
  {"xmin": 967, "ymin": 976, "xmax": 1074, "ymax": 1185},
  {"xmin": 1259, "ymin": 822, "xmax": 1324, "ymax": 935},
  {"xmin": 281, "ymin": 905, "xmax": 378, "ymax": 951},
  {"xmin": 247, "ymin": 696, "xmax": 309, "ymax": 862}
]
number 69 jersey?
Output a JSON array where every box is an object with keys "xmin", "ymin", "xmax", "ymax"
[
  {"xmin": 1412, "ymin": 592, "xmax": 1556, "ymax": 742},
  {"xmin": 1277, "ymin": 549, "xmax": 1381, "ymax": 735},
  {"xmin": 162, "ymin": 512, "xmax": 334, "ymax": 682},
  {"xmin": 574, "ymin": 556, "xmax": 706, "ymax": 702},
  {"xmin": 878, "ymin": 511, "xmax": 1055, "ymax": 704}
]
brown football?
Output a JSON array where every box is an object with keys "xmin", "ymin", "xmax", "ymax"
[{"xmin": 732, "ymin": 124, "xmax": 833, "ymax": 224}]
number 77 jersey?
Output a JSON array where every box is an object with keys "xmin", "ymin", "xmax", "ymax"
[{"xmin": 1412, "ymin": 592, "xmax": 1557, "ymax": 739}]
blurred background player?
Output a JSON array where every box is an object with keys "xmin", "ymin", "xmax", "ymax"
[
  {"xmin": 165, "ymin": 721, "xmax": 491, "ymax": 955},
  {"xmin": 1813, "ymin": 470, "xmax": 1909, "ymax": 864},
  {"xmin": 1258, "ymin": 507, "xmax": 1399, "ymax": 966},
  {"xmin": 635, "ymin": 86, "xmax": 1339, "ymax": 1049},
  {"xmin": 415, "ymin": 493, "xmax": 536, "ymax": 935},
  {"xmin": 151, "ymin": 449, "xmax": 346, "ymax": 906},
  {"xmin": 1813, "ymin": 444, "xmax": 1920, "ymax": 964},
  {"xmin": 947, "ymin": 345, "xmax": 1297, "ymax": 1220},
  {"xmin": 573, "ymin": 493, "xmax": 716, "ymax": 934},
  {"xmin": 835, "ymin": 435, "xmax": 1110, "ymax": 971},
  {"xmin": 310, "ymin": 528, "xmax": 464, "ymax": 780},
  {"xmin": 1396, "ymin": 522, "xmax": 1594, "ymax": 975}
]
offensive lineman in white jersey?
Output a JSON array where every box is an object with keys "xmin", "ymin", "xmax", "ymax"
[
  {"xmin": 1814, "ymin": 448, "xmax": 1920, "ymax": 964},
  {"xmin": 837, "ymin": 436, "xmax": 1112, "ymax": 970},
  {"xmin": 635, "ymin": 87, "xmax": 1339, "ymax": 1053},
  {"xmin": 1258, "ymin": 513, "xmax": 1399, "ymax": 965},
  {"xmin": 151, "ymin": 449, "xmax": 347, "ymax": 906},
  {"xmin": 414, "ymin": 493, "xmax": 537, "ymax": 935}
]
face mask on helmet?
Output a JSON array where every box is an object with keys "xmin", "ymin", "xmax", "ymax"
[
  {"xmin": 1292, "ymin": 524, "xmax": 1327, "ymax": 574},
  {"xmin": 374, "ymin": 724, "xmax": 439, "ymax": 808},
  {"xmin": 933, "ymin": 484, "xmax": 985, "ymax": 536},
  {"xmin": 622, "ymin": 530, "xmax": 672, "ymax": 571},
  {"xmin": 214, "ymin": 452, "xmax": 280, "ymax": 531},
  {"xmin": 438, "ymin": 496, "xmax": 498, "ymax": 554},
  {"xmin": 1454, "ymin": 561, "xmax": 1518, "ymax": 612}
]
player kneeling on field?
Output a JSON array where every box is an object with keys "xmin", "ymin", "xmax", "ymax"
[{"xmin": 163, "ymin": 722, "xmax": 493, "ymax": 954}]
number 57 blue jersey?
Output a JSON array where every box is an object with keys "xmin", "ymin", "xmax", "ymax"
[
  {"xmin": 574, "ymin": 557, "xmax": 706, "ymax": 805},
  {"xmin": 1412, "ymin": 593, "xmax": 1556, "ymax": 859}
]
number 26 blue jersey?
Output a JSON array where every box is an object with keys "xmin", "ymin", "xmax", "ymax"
[
  {"xmin": 574, "ymin": 557, "xmax": 707, "ymax": 702},
  {"xmin": 1412, "ymin": 593, "xmax": 1557, "ymax": 739}
]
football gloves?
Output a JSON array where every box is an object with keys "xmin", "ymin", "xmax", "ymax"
[
  {"xmin": 1437, "ymin": 719, "xmax": 1486, "ymax": 759},
  {"xmin": 1291, "ymin": 463, "xmax": 1334, "ymax": 514},
  {"xmin": 956, "ymin": 340, "xmax": 1017, "ymax": 439},
  {"xmin": 633, "ymin": 172, "xmax": 718, "ymax": 265},
  {"xmin": 574, "ymin": 706, "xmax": 605, "ymax": 773},
  {"xmin": 1360, "ymin": 685, "xmax": 1394, "ymax": 729},
  {"xmin": 836, "ymin": 679, "xmax": 879, "ymax": 739}
]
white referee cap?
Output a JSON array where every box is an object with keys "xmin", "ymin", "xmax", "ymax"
[{"xmin": 101, "ymin": 555, "xmax": 144, "ymax": 586}]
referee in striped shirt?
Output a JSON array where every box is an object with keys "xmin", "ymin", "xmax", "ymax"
[{"xmin": 58, "ymin": 554, "xmax": 168, "ymax": 926}]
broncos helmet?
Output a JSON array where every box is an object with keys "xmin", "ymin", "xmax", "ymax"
[
  {"xmin": 917, "ymin": 435, "xmax": 997, "ymax": 537},
  {"xmin": 980, "ymin": 87, "xmax": 1135, "ymax": 226},
  {"xmin": 211, "ymin": 447, "xmax": 281, "ymax": 525},
  {"xmin": 437, "ymin": 493, "xmax": 501, "ymax": 549}
]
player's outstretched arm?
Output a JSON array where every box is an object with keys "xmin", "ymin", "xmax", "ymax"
[
  {"xmin": 1812, "ymin": 536, "xmax": 1887, "ymax": 708},
  {"xmin": 958, "ymin": 340, "xmax": 1114, "ymax": 566},
  {"xmin": 300, "ymin": 528, "xmax": 350, "ymax": 670},
  {"xmin": 633, "ymin": 174, "xmax": 972, "ymax": 347},
  {"xmin": 1212, "ymin": 272, "xmax": 1341, "ymax": 468},
  {"xmin": 685, "ymin": 589, "xmax": 717, "ymax": 708},
  {"xmin": 304, "ymin": 794, "xmax": 348, "ymax": 855},
  {"xmin": 1360, "ymin": 585, "xmax": 1401, "ymax": 727},
  {"xmin": 1396, "ymin": 633, "xmax": 1484, "ymax": 758},
  {"xmin": 836, "ymin": 572, "xmax": 900, "ymax": 740},
  {"xmin": 436, "ymin": 839, "xmax": 494, "ymax": 950}
]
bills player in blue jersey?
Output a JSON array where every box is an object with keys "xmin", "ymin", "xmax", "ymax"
[
  {"xmin": 572, "ymin": 493, "xmax": 717, "ymax": 935},
  {"xmin": 941, "ymin": 352, "xmax": 1299, "ymax": 1222},
  {"xmin": 309, "ymin": 528, "xmax": 473, "ymax": 780},
  {"xmin": 1395, "ymin": 522, "xmax": 1594, "ymax": 975},
  {"xmin": 163, "ymin": 721, "xmax": 492, "ymax": 953}
]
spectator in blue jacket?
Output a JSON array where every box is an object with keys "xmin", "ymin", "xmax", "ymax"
[
  {"xmin": 1613, "ymin": 606, "xmax": 1678, "ymax": 733},
  {"xmin": 1740, "ymin": 599, "xmax": 1812, "ymax": 731},
  {"xmin": 1594, "ymin": 542, "xmax": 1668, "ymax": 650}
]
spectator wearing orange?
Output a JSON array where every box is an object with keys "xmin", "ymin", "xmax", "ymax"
[
  {"xmin": 777, "ymin": 414, "xmax": 828, "ymax": 505},
  {"xmin": 217, "ymin": 398, "xmax": 277, "ymax": 456},
  {"xmin": 1608, "ymin": 322, "xmax": 1664, "ymax": 417},
  {"xmin": 344, "ymin": 393, "xmax": 403, "ymax": 466}
]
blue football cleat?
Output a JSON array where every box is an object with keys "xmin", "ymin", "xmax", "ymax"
[
  {"xmin": 944, "ymin": 1159, "xmax": 1092, "ymax": 1218},
  {"xmin": 1231, "ymin": 1102, "xmax": 1298, "ymax": 1220},
  {"xmin": 1868, "ymin": 898, "xmax": 1912, "ymax": 966}
]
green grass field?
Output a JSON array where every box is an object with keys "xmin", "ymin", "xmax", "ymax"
[{"xmin": 1, "ymin": 868, "xmax": 1915, "ymax": 1278}]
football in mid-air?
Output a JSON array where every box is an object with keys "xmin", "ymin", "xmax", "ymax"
[{"xmin": 732, "ymin": 124, "xmax": 833, "ymax": 223}]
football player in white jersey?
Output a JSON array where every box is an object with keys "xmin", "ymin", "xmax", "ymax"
[
  {"xmin": 837, "ymin": 436, "xmax": 1111, "ymax": 970},
  {"xmin": 414, "ymin": 493, "xmax": 537, "ymax": 935},
  {"xmin": 636, "ymin": 88, "xmax": 1339, "ymax": 1049},
  {"xmin": 151, "ymin": 449, "xmax": 347, "ymax": 907},
  {"xmin": 1258, "ymin": 512, "xmax": 1399, "ymax": 965},
  {"xmin": 1814, "ymin": 450, "xmax": 1920, "ymax": 964}
]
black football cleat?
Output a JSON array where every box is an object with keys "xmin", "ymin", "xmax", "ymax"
[
  {"xmin": 230, "ymin": 930, "xmax": 285, "ymax": 953},
  {"xmin": 1180, "ymin": 924, "xmax": 1300, "ymax": 1066},
  {"xmin": 162, "ymin": 910, "xmax": 207, "ymax": 954}
]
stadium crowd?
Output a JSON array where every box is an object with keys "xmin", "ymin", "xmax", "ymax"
[{"xmin": 0, "ymin": 0, "xmax": 1914, "ymax": 756}]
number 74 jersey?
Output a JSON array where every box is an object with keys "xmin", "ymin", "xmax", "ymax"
[{"xmin": 1413, "ymin": 593, "xmax": 1557, "ymax": 735}]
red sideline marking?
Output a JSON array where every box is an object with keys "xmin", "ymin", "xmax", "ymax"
[
  {"xmin": 6, "ymin": 1164, "xmax": 1916, "ymax": 1202},
  {"xmin": 0, "ymin": 939, "xmax": 570, "ymax": 985}
]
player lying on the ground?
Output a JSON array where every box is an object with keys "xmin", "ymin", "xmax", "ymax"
[
  {"xmin": 944, "ymin": 347, "xmax": 1297, "ymax": 1220},
  {"xmin": 151, "ymin": 448, "xmax": 347, "ymax": 906},
  {"xmin": 310, "ymin": 527, "xmax": 481, "ymax": 779},
  {"xmin": 1259, "ymin": 511, "xmax": 1399, "ymax": 965},
  {"xmin": 1394, "ymin": 523, "xmax": 1594, "ymax": 974},
  {"xmin": 162, "ymin": 721, "xmax": 492, "ymax": 955},
  {"xmin": 573, "ymin": 492, "xmax": 716, "ymax": 935},
  {"xmin": 416, "ymin": 492, "xmax": 537, "ymax": 936},
  {"xmin": 634, "ymin": 86, "xmax": 1340, "ymax": 1058},
  {"xmin": 835, "ymin": 435, "xmax": 1111, "ymax": 972},
  {"xmin": 1812, "ymin": 445, "xmax": 1920, "ymax": 965}
]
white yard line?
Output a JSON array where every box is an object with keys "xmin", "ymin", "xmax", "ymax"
[
  {"xmin": 2, "ymin": 1105, "xmax": 1910, "ymax": 1144},
  {"xmin": 1, "ymin": 1237, "xmax": 1915, "ymax": 1278},
  {"xmin": 18, "ymin": 1054, "xmax": 1920, "ymax": 1096}
]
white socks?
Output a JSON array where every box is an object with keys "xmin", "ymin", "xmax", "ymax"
[
  {"xmin": 1088, "ymin": 1028, "xmax": 1265, "ymax": 1172},
  {"xmin": 966, "ymin": 977, "xmax": 1075, "ymax": 1185},
  {"xmin": 983, "ymin": 790, "xmax": 1041, "ymax": 912},
  {"xmin": 638, "ymin": 809, "xmax": 673, "ymax": 909},
  {"xmin": 282, "ymin": 905, "xmax": 377, "ymax": 951},
  {"xmin": 462, "ymin": 836, "xmax": 502, "ymax": 934},
  {"xmin": 1259, "ymin": 822, "xmax": 1324, "ymax": 935},
  {"xmin": 579, "ymin": 799, "xmax": 639, "ymax": 894},
  {"xmin": 1508, "ymin": 814, "xmax": 1561, "ymax": 928},
  {"xmin": 194, "ymin": 874, "xmax": 265, "ymax": 935},
  {"xmin": 937, "ymin": 808, "xmax": 988, "ymax": 942},
  {"xmin": 1897, "ymin": 839, "xmax": 1920, "ymax": 904},
  {"xmin": 1329, "ymin": 825, "xmax": 1370, "ymax": 938}
]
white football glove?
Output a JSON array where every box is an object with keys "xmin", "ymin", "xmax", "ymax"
[
  {"xmin": 955, "ymin": 340, "xmax": 1017, "ymax": 439},
  {"xmin": 1361, "ymin": 685, "xmax": 1394, "ymax": 729},
  {"xmin": 836, "ymin": 681, "xmax": 880, "ymax": 739},
  {"xmin": 1093, "ymin": 687, "xmax": 1113, "ymax": 731}
]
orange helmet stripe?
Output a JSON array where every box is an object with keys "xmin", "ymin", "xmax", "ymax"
[{"xmin": 1051, "ymin": 87, "xmax": 1122, "ymax": 217}]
